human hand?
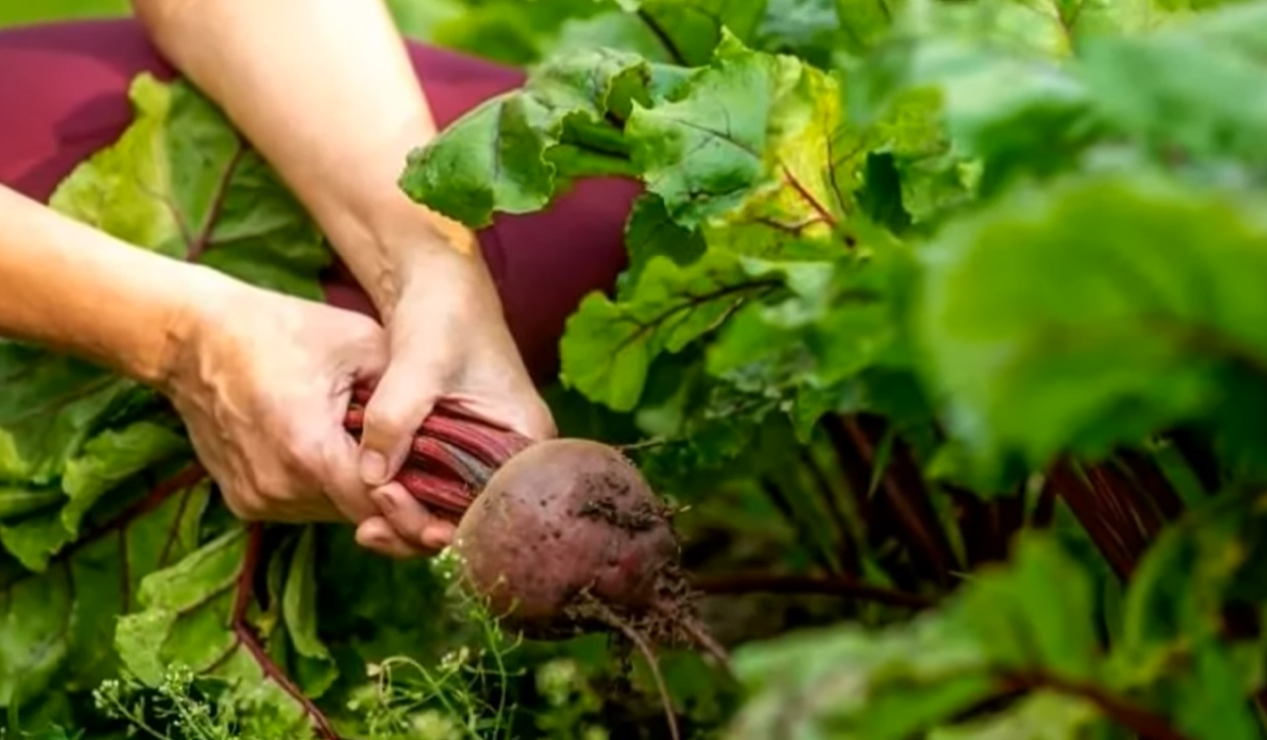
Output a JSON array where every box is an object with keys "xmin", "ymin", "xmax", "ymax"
[
  {"xmin": 345, "ymin": 219, "xmax": 556, "ymax": 558},
  {"xmin": 159, "ymin": 270, "xmax": 422, "ymax": 556}
]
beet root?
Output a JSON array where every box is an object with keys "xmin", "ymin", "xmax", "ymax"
[
  {"xmin": 342, "ymin": 389, "xmax": 729, "ymax": 740},
  {"xmin": 453, "ymin": 439, "xmax": 712, "ymax": 740},
  {"xmin": 450, "ymin": 439, "xmax": 682, "ymax": 634}
]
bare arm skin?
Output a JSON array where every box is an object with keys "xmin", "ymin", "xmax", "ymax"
[
  {"xmin": 0, "ymin": 179, "xmax": 395, "ymax": 533},
  {"xmin": 0, "ymin": 183, "xmax": 223, "ymax": 385},
  {"xmin": 130, "ymin": 0, "xmax": 473, "ymax": 313},
  {"xmin": 0, "ymin": 0, "xmax": 529, "ymax": 557},
  {"xmin": 131, "ymin": 0, "xmax": 554, "ymax": 555}
]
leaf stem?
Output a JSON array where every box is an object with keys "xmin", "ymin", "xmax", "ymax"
[
  {"xmin": 231, "ymin": 524, "xmax": 340, "ymax": 740},
  {"xmin": 635, "ymin": 9, "xmax": 688, "ymax": 66},
  {"xmin": 1002, "ymin": 670, "xmax": 1195, "ymax": 740}
]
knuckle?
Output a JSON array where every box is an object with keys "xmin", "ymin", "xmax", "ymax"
[
  {"xmin": 277, "ymin": 420, "xmax": 330, "ymax": 472},
  {"xmin": 362, "ymin": 401, "xmax": 415, "ymax": 441},
  {"xmin": 290, "ymin": 429, "xmax": 329, "ymax": 470}
]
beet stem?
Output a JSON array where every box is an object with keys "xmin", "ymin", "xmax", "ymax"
[
  {"xmin": 234, "ymin": 524, "xmax": 340, "ymax": 740},
  {"xmin": 588, "ymin": 598, "xmax": 681, "ymax": 740}
]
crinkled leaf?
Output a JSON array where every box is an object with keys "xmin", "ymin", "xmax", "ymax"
[
  {"xmin": 621, "ymin": 0, "xmax": 771, "ymax": 65},
  {"xmin": 628, "ymin": 33, "xmax": 867, "ymax": 255},
  {"xmin": 399, "ymin": 48, "xmax": 658, "ymax": 227},
  {"xmin": 619, "ymin": 194, "xmax": 708, "ymax": 295},
  {"xmin": 708, "ymin": 249, "xmax": 909, "ymax": 382},
  {"xmin": 0, "ymin": 71, "xmax": 336, "ymax": 727},
  {"xmin": 0, "ymin": 344, "xmax": 136, "ymax": 488},
  {"xmin": 0, "ymin": 73, "xmax": 322, "ymax": 573}
]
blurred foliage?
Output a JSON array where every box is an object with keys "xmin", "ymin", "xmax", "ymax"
[{"xmin": 10, "ymin": 0, "xmax": 1267, "ymax": 739}]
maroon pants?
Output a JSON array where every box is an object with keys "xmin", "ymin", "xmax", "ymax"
[{"xmin": 0, "ymin": 19, "xmax": 639, "ymax": 382}]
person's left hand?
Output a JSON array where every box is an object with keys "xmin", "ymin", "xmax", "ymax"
[{"xmin": 343, "ymin": 217, "xmax": 556, "ymax": 559}]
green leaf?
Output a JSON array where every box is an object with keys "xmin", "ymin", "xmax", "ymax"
[
  {"xmin": 726, "ymin": 535, "xmax": 1185, "ymax": 740},
  {"xmin": 58, "ymin": 422, "xmax": 189, "ymax": 536},
  {"xmin": 49, "ymin": 73, "xmax": 332, "ymax": 299},
  {"xmin": 115, "ymin": 526, "xmax": 328, "ymax": 736},
  {"xmin": 835, "ymin": 0, "xmax": 901, "ymax": 58},
  {"xmin": 0, "ymin": 343, "xmax": 189, "ymax": 571},
  {"xmin": 560, "ymin": 249, "xmax": 783, "ymax": 410},
  {"xmin": 749, "ymin": 0, "xmax": 843, "ymax": 68},
  {"xmin": 0, "ymin": 71, "xmax": 332, "ymax": 570},
  {"xmin": 708, "ymin": 248, "xmax": 909, "ymax": 381},
  {"xmin": 399, "ymin": 48, "xmax": 658, "ymax": 228},
  {"xmin": 619, "ymin": 0, "xmax": 772, "ymax": 65},
  {"xmin": 726, "ymin": 603, "xmax": 995, "ymax": 739},
  {"xmin": 627, "ymin": 32, "xmax": 867, "ymax": 253},
  {"xmin": 954, "ymin": 537, "xmax": 1101, "ymax": 680},
  {"xmin": 0, "ymin": 344, "xmax": 135, "ymax": 487},
  {"xmin": 619, "ymin": 194, "xmax": 708, "ymax": 295},
  {"xmin": 0, "ymin": 70, "xmax": 339, "ymax": 729},
  {"xmin": 1077, "ymin": 1, "xmax": 1267, "ymax": 167},
  {"xmin": 925, "ymin": 693, "xmax": 1103, "ymax": 740},
  {"xmin": 282, "ymin": 526, "xmax": 337, "ymax": 697},
  {"xmin": 403, "ymin": 0, "xmax": 606, "ymax": 66},
  {"xmin": 917, "ymin": 171, "xmax": 1267, "ymax": 483},
  {"xmin": 0, "ymin": 472, "xmax": 210, "ymax": 711}
]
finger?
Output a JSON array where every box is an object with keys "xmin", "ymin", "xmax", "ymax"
[
  {"xmin": 517, "ymin": 394, "xmax": 558, "ymax": 441},
  {"xmin": 320, "ymin": 422, "xmax": 380, "ymax": 523},
  {"xmin": 355, "ymin": 516, "xmax": 430, "ymax": 559},
  {"xmin": 371, "ymin": 483, "xmax": 458, "ymax": 551},
  {"xmin": 446, "ymin": 386, "xmax": 557, "ymax": 442},
  {"xmin": 356, "ymin": 349, "xmax": 443, "ymax": 487},
  {"xmin": 321, "ymin": 321, "xmax": 394, "ymax": 522}
]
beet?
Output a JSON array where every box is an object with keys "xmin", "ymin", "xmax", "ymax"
[
  {"xmin": 343, "ymin": 387, "xmax": 729, "ymax": 739},
  {"xmin": 452, "ymin": 439, "xmax": 680, "ymax": 631}
]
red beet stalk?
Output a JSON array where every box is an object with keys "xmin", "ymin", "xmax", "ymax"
[{"xmin": 342, "ymin": 385, "xmax": 534, "ymax": 523}]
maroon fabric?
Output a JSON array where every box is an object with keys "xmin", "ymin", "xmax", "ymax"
[{"xmin": 0, "ymin": 18, "xmax": 640, "ymax": 381}]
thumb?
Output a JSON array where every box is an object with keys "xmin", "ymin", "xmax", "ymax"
[{"xmin": 356, "ymin": 356, "xmax": 440, "ymax": 487}]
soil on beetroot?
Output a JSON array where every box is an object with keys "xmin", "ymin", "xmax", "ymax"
[{"xmin": 344, "ymin": 390, "xmax": 744, "ymax": 738}]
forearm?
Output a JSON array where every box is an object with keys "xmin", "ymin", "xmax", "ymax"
[
  {"xmin": 131, "ymin": 0, "xmax": 479, "ymax": 311},
  {"xmin": 0, "ymin": 185, "xmax": 221, "ymax": 384}
]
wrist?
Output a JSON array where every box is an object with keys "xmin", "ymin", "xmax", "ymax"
[
  {"xmin": 317, "ymin": 184, "xmax": 486, "ymax": 315},
  {"xmin": 146, "ymin": 265, "xmax": 252, "ymax": 392}
]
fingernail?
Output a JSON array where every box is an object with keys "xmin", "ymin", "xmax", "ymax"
[
  {"xmin": 421, "ymin": 524, "xmax": 455, "ymax": 551},
  {"xmin": 360, "ymin": 450, "xmax": 387, "ymax": 485}
]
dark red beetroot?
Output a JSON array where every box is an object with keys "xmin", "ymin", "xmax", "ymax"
[
  {"xmin": 342, "ymin": 387, "xmax": 727, "ymax": 740},
  {"xmin": 452, "ymin": 439, "xmax": 681, "ymax": 631}
]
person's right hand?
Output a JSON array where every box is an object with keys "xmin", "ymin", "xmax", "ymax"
[{"xmin": 158, "ymin": 269, "xmax": 418, "ymax": 556}]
